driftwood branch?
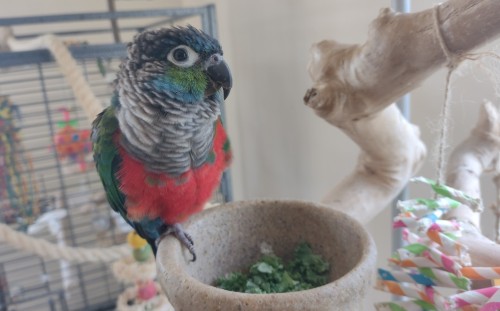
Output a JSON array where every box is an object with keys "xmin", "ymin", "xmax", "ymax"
[
  {"xmin": 304, "ymin": 0, "xmax": 500, "ymax": 225},
  {"xmin": 318, "ymin": 105, "xmax": 426, "ymax": 223},
  {"xmin": 446, "ymin": 102, "xmax": 500, "ymax": 228},
  {"xmin": 492, "ymin": 171, "xmax": 500, "ymax": 243},
  {"xmin": 305, "ymin": 0, "xmax": 500, "ymax": 123},
  {"xmin": 445, "ymin": 102, "xmax": 500, "ymax": 267}
]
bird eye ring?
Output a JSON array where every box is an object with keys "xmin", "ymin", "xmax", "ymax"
[{"xmin": 167, "ymin": 45, "xmax": 199, "ymax": 67}]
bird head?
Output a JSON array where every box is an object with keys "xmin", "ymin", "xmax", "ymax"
[{"xmin": 123, "ymin": 26, "xmax": 232, "ymax": 104}]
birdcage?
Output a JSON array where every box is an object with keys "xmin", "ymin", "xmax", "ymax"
[{"xmin": 0, "ymin": 5, "xmax": 231, "ymax": 311}]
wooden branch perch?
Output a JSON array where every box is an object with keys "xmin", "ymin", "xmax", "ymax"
[
  {"xmin": 304, "ymin": 0, "xmax": 500, "ymax": 225},
  {"xmin": 319, "ymin": 105, "xmax": 426, "ymax": 224},
  {"xmin": 444, "ymin": 102, "xmax": 500, "ymax": 267},
  {"xmin": 305, "ymin": 0, "xmax": 500, "ymax": 123},
  {"xmin": 446, "ymin": 102, "xmax": 500, "ymax": 228}
]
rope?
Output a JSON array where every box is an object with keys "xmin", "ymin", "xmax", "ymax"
[
  {"xmin": 432, "ymin": 5, "xmax": 459, "ymax": 186},
  {"xmin": 42, "ymin": 35, "xmax": 104, "ymax": 122},
  {"xmin": 432, "ymin": 5, "xmax": 500, "ymax": 202},
  {"xmin": 0, "ymin": 223, "xmax": 129, "ymax": 263},
  {"xmin": 7, "ymin": 34, "xmax": 105, "ymax": 121}
]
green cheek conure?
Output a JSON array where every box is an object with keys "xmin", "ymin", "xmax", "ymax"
[{"xmin": 92, "ymin": 26, "xmax": 233, "ymax": 261}]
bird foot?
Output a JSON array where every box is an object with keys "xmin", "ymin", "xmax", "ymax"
[{"xmin": 156, "ymin": 224, "xmax": 196, "ymax": 262}]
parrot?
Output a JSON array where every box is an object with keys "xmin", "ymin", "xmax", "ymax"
[{"xmin": 92, "ymin": 26, "xmax": 232, "ymax": 261}]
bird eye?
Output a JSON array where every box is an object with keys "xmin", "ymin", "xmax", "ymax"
[
  {"xmin": 173, "ymin": 48, "xmax": 188, "ymax": 62},
  {"xmin": 167, "ymin": 45, "xmax": 199, "ymax": 68}
]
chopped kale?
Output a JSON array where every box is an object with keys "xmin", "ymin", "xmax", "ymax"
[{"xmin": 215, "ymin": 242, "xmax": 330, "ymax": 294}]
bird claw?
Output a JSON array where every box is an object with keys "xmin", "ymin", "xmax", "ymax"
[{"xmin": 156, "ymin": 224, "xmax": 196, "ymax": 262}]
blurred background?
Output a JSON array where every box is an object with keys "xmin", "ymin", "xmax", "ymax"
[{"xmin": 0, "ymin": 0, "xmax": 499, "ymax": 309}]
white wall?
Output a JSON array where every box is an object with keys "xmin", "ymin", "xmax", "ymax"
[{"xmin": 2, "ymin": 0, "xmax": 500, "ymax": 308}]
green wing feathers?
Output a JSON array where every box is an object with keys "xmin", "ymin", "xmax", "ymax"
[{"xmin": 92, "ymin": 106, "xmax": 127, "ymax": 220}]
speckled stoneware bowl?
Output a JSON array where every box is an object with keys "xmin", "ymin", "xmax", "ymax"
[{"xmin": 156, "ymin": 200, "xmax": 376, "ymax": 311}]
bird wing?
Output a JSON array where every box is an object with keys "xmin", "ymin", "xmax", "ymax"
[
  {"xmin": 92, "ymin": 102, "xmax": 161, "ymax": 250},
  {"xmin": 92, "ymin": 105, "xmax": 128, "ymax": 221}
]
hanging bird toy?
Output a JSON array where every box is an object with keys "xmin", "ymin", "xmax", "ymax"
[
  {"xmin": 0, "ymin": 96, "xmax": 39, "ymax": 229},
  {"xmin": 54, "ymin": 107, "xmax": 92, "ymax": 172}
]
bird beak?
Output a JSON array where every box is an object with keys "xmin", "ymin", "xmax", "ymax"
[{"xmin": 206, "ymin": 55, "xmax": 232, "ymax": 100}]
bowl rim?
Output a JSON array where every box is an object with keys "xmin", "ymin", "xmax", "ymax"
[{"xmin": 156, "ymin": 199, "xmax": 377, "ymax": 300}]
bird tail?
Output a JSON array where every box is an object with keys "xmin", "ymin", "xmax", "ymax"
[{"xmin": 147, "ymin": 238, "xmax": 157, "ymax": 256}]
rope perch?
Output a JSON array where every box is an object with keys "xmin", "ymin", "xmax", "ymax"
[
  {"xmin": 0, "ymin": 223, "xmax": 129, "ymax": 263},
  {"xmin": 7, "ymin": 34, "xmax": 104, "ymax": 122},
  {"xmin": 43, "ymin": 35, "xmax": 104, "ymax": 121}
]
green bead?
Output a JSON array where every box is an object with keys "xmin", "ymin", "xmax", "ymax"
[{"xmin": 133, "ymin": 245, "xmax": 152, "ymax": 262}]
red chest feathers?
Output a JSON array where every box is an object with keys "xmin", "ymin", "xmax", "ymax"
[{"xmin": 117, "ymin": 122, "xmax": 231, "ymax": 224}]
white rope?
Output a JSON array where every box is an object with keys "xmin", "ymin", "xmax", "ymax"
[
  {"xmin": 42, "ymin": 35, "xmax": 104, "ymax": 121},
  {"xmin": 0, "ymin": 223, "xmax": 129, "ymax": 263},
  {"xmin": 7, "ymin": 34, "xmax": 104, "ymax": 121}
]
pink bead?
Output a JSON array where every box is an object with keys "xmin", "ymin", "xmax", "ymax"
[{"xmin": 137, "ymin": 280, "xmax": 157, "ymax": 301}]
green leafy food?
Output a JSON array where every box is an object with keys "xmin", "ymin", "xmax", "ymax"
[
  {"xmin": 215, "ymin": 242, "xmax": 330, "ymax": 294},
  {"xmin": 216, "ymin": 272, "xmax": 247, "ymax": 293}
]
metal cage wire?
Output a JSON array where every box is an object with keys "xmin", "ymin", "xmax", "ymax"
[{"xmin": 0, "ymin": 5, "xmax": 231, "ymax": 311}]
